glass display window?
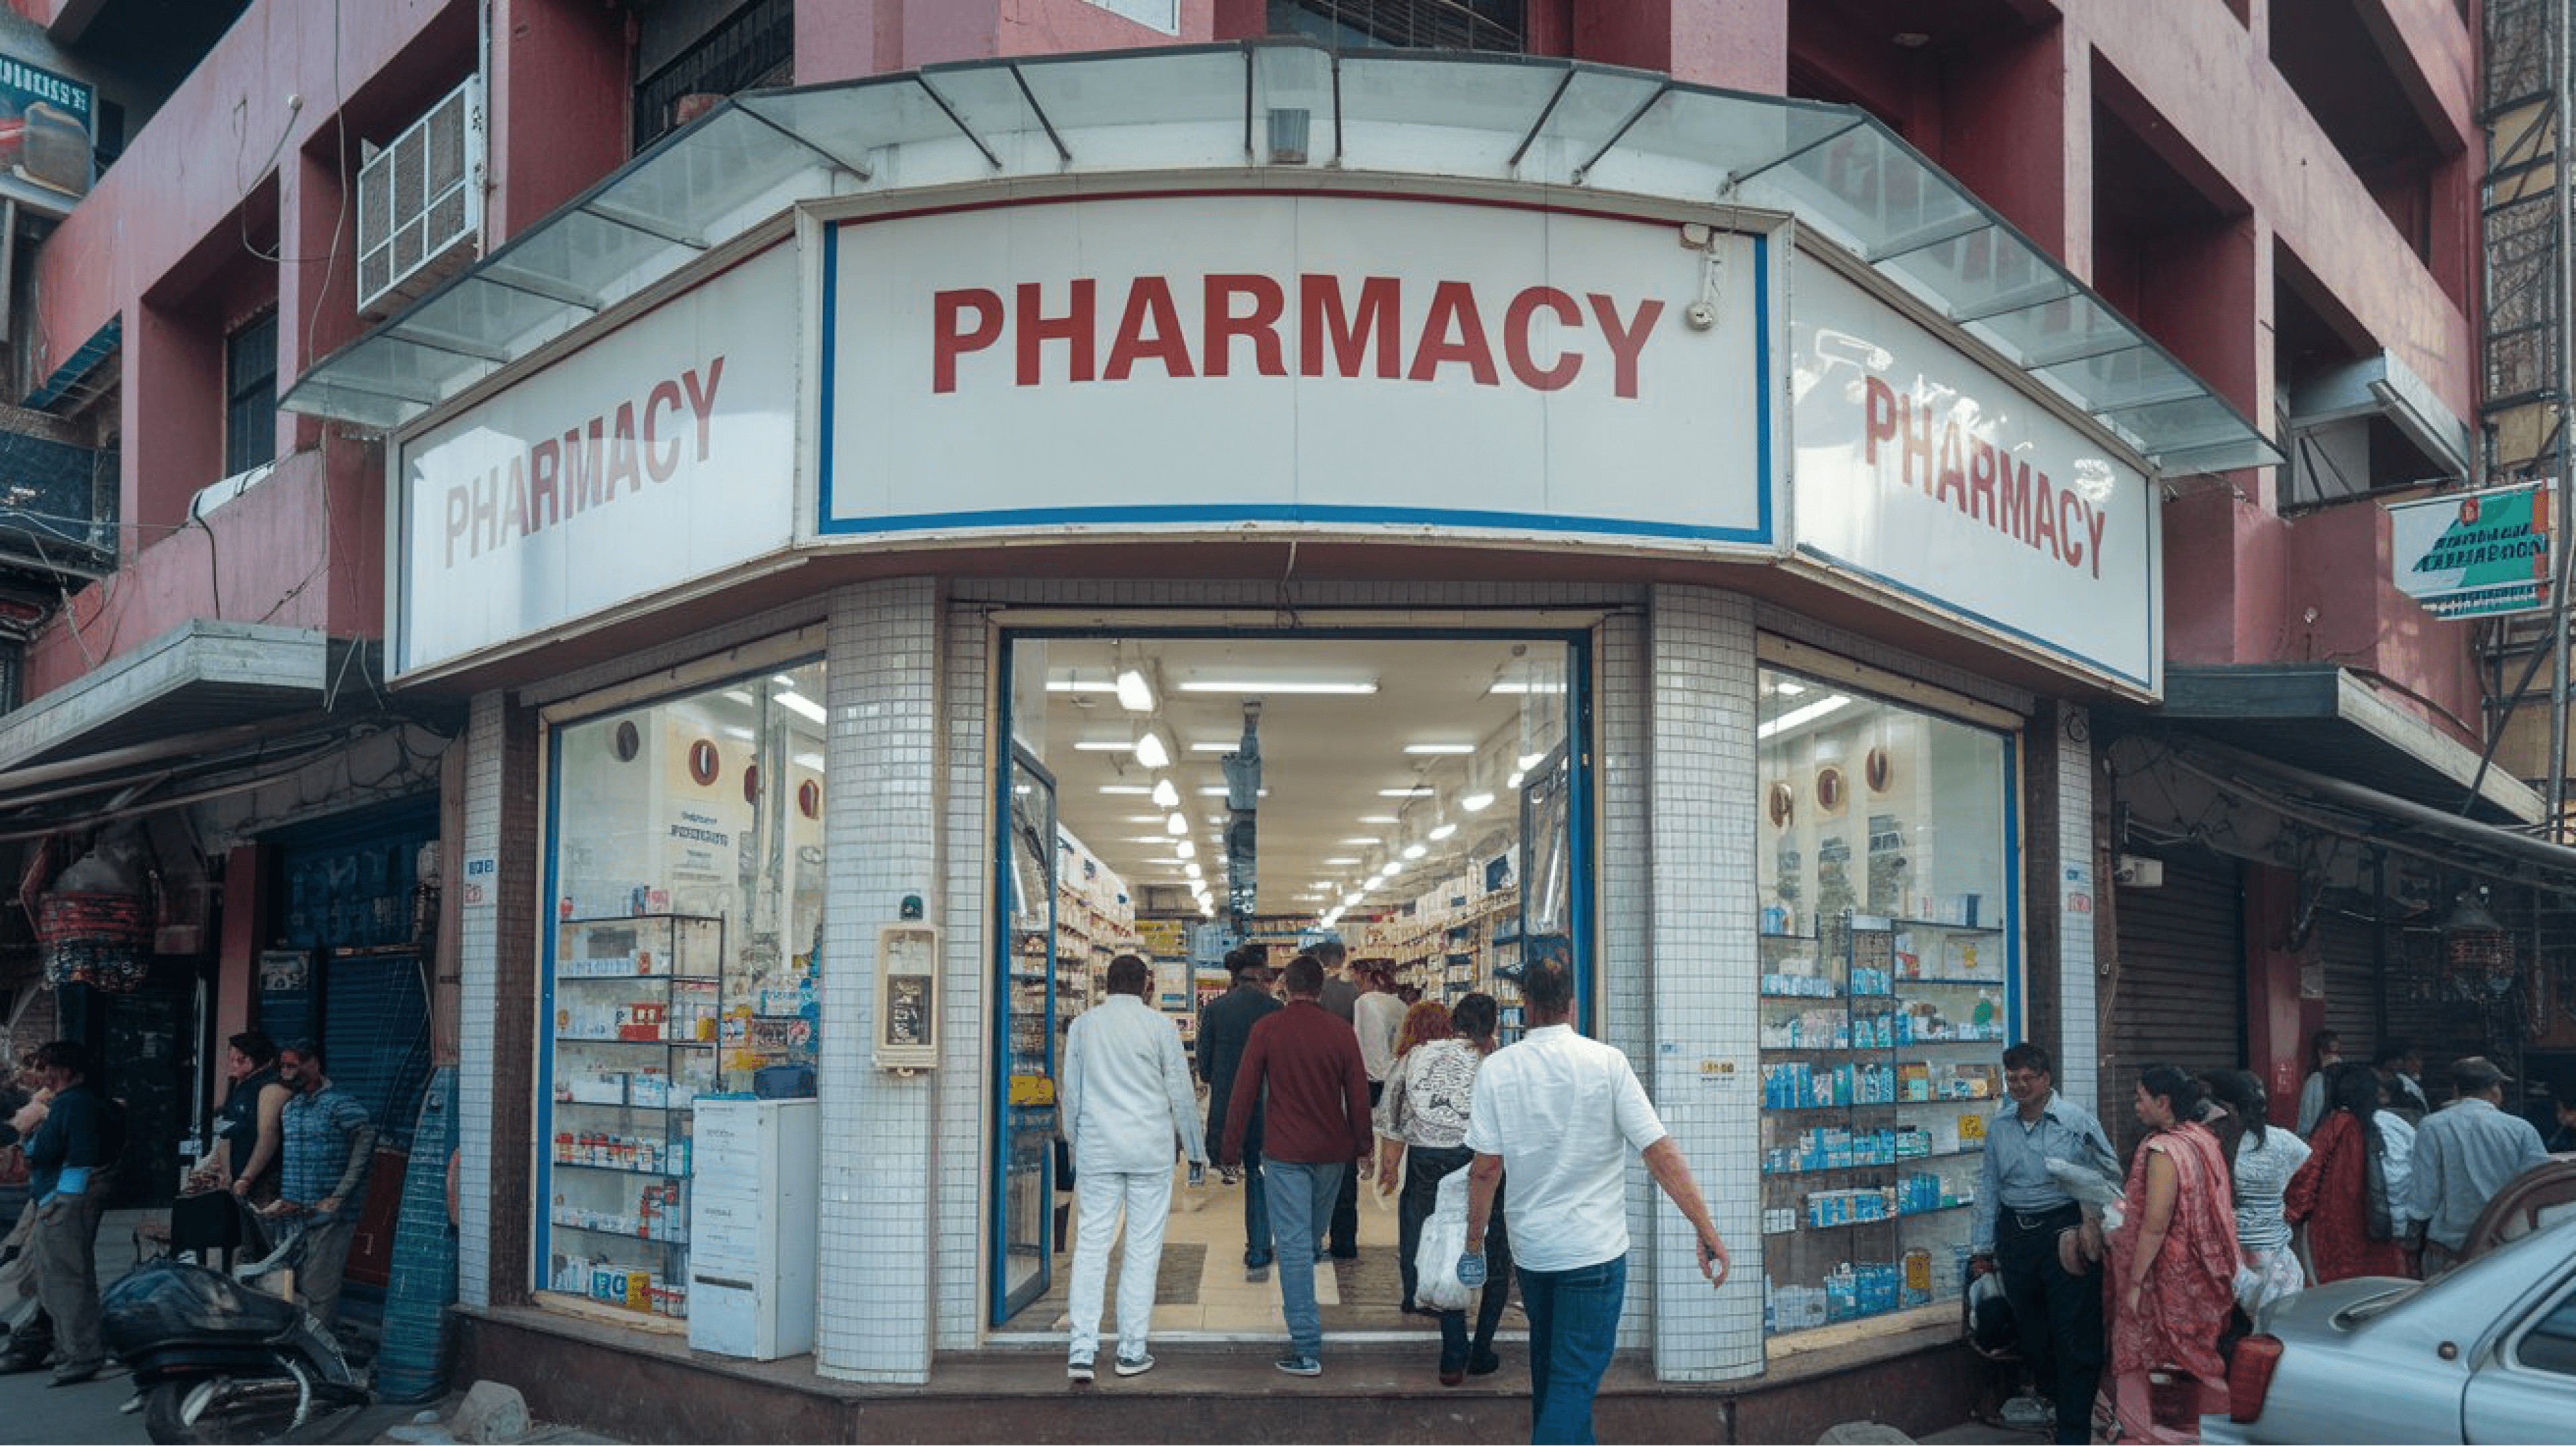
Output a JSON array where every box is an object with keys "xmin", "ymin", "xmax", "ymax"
[
  {"xmin": 535, "ymin": 658, "xmax": 828, "ymax": 1320},
  {"xmin": 1754, "ymin": 660, "xmax": 2015, "ymax": 1338}
]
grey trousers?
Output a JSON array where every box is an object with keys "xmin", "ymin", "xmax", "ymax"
[
  {"xmin": 30, "ymin": 1184, "xmax": 109, "ymax": 1368},
  {"xmin": 299, "ymin": 1212, "xmax": 355, "ymax": 1333}
]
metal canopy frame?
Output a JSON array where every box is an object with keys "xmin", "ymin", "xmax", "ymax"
[{"xmin": 282, "ymin": 41, "xmax": 2279, "ymax": 477}]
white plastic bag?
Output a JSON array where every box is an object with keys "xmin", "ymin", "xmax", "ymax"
[{"xmin": 1415, "ymin": 1166, "xmax": 1475, "ymax": 1312}]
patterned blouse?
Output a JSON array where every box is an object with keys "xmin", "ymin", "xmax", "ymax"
[
  {"xmin": 1375, "ymin": 1037, "xmax": 1485, "ymax": 1150},
  {"xmin": 2229, "ymin": 1124, "xmax": 2312, "ymax": 1253}
]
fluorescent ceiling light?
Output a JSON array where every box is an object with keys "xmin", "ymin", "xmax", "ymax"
[
  {"xmin": 1380, "ymin": 861, "xmax": 1405, "ymax": 877},
  {"xmin": 1428, "ymin": 823, "xmax": 1458, "ymax": 841},
  {"xmin": 1188, "ymin": 741, "xmax": 1240, "ymax": 753},
  {"xmin": 1151, "ymin": 779, "xmax": 1180, "ymax": 809},
  {"xmin": 1488, "ymin": 680, "xmax": 1566, "ymax": 694},
  {"xmin": 1517, "ymin": 752, "xmax": 1548, "ymax": 770},
  {"xmin": 1755, "ymin": 694, "xmax": 1854, "ymax": 740},
  {"xmin": 1404, "ymin": 743, "xmax": 1475, "ymax": 755},
  {"xmin": 1338, "ymin": 836, "xmax": 1379, "ymax": 845},
  {"xmin": 1323, "ymin": 856, "xmax": 1361, "ymax": 865},
  {"xmin": 1177, "ymin": 680, "xmax": 1379, "ymax": 694},
  {"xmin": 1360, "ymin": 815, "xmax": 1399, "ymax": 825},
  {"xmin": 721, "ymin": 725, "xmax": 753, "ymax": 741},
  {"xmin": 773, "ymin": 690, "xmax": 826, "ymax": 724},
  {"xmin": 1459, "ymin": 791, "xmax": 1496, "ymax": 813},
  {"xmin": 1071, "ymin": 740, "xmax": 1134, "ymax": 752},
  {"xmin": 1506, "ymin": 770, "xmax": 1525, "ymax": 788},
  {"xmin": 1127, "ymin": 835, "xmax": 1172, "ymax": 845},
  {"xmin": 1127, "ymin": 815, "xmax": 1164, "ymax": 824},
  {"xmin": 1774, "ymin": 680, "xmax": 1807, "ymax": 696},
  {"xmin": 1377, "ymin": 787, "xmax": 1435, "ymax": 798},
  {"xmin": 1165, "ymin": 813, "xmax": 1189, "ymax": 835},
  {"xmin": 1046, "ymin": 679, "xmax": 1118, "ymax": 693},
  {"xmin": 722, "ymin": 690, "xmax": 755, "ymax": 706},
  {"xmin": 1100, "ymin": 784, "xmax": 1152, "ymax": 796},
  {"xmin": 1343, "ymin": 891, "xmax": 1364, "ymax": 907},
  {"xmin": 1402, "ymin": 843, "xmax": 1428, "ymax": 860},
  {"xmin": 772, "ymin": 674, "xmax": 798, "ymax": 688},
  {"xmin": 1185, "ymin": 863, "xmax": 1203, "ymax": 880},
  {"xmin": 1114, "ymin": 668, "xmax": 1155, "ymax": 712},
  {"xmin": 1198, "ymin": 786, "xmax": 1269, "ymax": 797},
  {"xmin": 1175, "ymin": 839, "xmax": 1195, "ymax": 859},
  {"xmin": 1134, "ymin": 730, "xmax": 1171, "ymax": 770}
]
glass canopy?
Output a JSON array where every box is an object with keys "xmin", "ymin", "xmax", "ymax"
[{"xmin": 284, "ymin": 41, "xmax": 2279, "ymax": 476}]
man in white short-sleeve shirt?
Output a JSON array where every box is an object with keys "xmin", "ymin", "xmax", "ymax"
[{"xmin": 1463, "ymin": 956, "xmax": 1729, "ymax": 1445}]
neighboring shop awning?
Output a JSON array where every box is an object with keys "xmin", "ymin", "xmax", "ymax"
[
  {"xmin": 0, "ymin": 620, "xmax": 436, "ymax": 835},
  {"xmin": 2157, "ymin": 662, "xmax": 2542, "ymax": 825},
  {"xmin": 282, "ymin": 41, "xmax": 2278, "ymax": 478},
  {"xmin": 2111, "ymin": 731, "xmax": 2576, "ymax": 897}
]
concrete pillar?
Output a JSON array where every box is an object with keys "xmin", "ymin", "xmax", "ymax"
[
  {"xmin": 1642, "ymin": 583, "xmax": 1762, "ymax": 1380},
  {"xmin": 1575, "ymin": 0, "xmax": 1785, "ymax": 95},
  {"xmin": 815, "ymin": 577, "xmax": 945, "ymax": 1381}
]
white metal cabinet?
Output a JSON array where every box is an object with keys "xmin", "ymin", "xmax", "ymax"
[{"xmin": 687, "ymin": 1098, "xmax": 818, "ymax": 1359}]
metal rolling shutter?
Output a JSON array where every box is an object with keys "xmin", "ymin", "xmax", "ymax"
[{"xmin": 2110, "ymin": 849, "xmax": 2247, "ymax": 1143}]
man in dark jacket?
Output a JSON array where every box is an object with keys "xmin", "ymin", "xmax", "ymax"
[
  {"xmin": 1219, "ymin": 954, "xmax": 1371, "ymax": 1377},
  {"xmin": 1197, "ymin": 945, "xmax": 1281, "ymax": 1280},
  {"xmin": 18, "ymin": 1041, "xmax": 115, "ymax": 1384}
]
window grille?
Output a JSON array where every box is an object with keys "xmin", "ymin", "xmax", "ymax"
[
  {"xmin": 1268, "ymin": 0, "xmax": 1526, "ymax": 52},
  {"xmin": 223, "ymin": 311, "xmax": 278, "ymax": 478},
  {"xmin": 633, "ymin": 0, "xmax": 796, "ymax": 152}
]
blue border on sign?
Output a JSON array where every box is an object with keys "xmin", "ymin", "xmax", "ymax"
[
  {"xmin": 1791, "ymin": 541, "xmax": 2155, "ymax": 693},
  {"xmin": 814, "ymin": 208, "xmax": 1778, "ymax": 548}
]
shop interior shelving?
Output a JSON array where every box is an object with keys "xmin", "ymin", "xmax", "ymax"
[{"xmin": 1757, "ymin": 912, "xmax": 2004, "ymax": 1335}]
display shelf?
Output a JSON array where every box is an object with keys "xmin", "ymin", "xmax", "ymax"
[
  {"xmin": 1760, "ymin": 1147, "xmax": 1986, "ymax": 1178},
  {"xmin": 1794, "ymin": 1202, "xmax": 1974, "ymax": 1230},
  {"xmin": 545, "ymin": 913, "xmax": 726, "ymax": 1333},
  {"xmin": 554, "ymin": 1159, "xmax": 688, "ymax": 1178}
]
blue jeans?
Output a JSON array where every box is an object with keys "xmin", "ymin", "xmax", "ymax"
[
  {"xmin": 1517, "ymin": 1254, "xmax": 1625, "ymax": 1446},
  {"xmin": 1261, "ymin": 1157, "xmax": 1342, "ymax": 1358}
]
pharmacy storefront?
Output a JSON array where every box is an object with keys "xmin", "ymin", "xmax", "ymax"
[{"xmin": 301, "ymin": 42, "xmax": 2270, "ymax": 1431}]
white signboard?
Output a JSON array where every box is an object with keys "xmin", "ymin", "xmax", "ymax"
[
  {"xmin": 1789, "ymin": 261, "xmax": 2159, "ymax": 692},
  {"xmin": 820, "ymin": 194, "xmax": 1778, "ymax": 549},
  {"xmin": 395, "ymin": 246, "xmax": 798, "ymax": 676}
]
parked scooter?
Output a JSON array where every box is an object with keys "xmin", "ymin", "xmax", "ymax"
[{"xmin": 101, "ymin": 1199, "xmax": 368, "ymax": 1443}]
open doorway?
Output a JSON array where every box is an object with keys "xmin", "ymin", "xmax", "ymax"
[{"xmin": 989, "ymin": 630, "xmax": 1589, "ymax": 1338}]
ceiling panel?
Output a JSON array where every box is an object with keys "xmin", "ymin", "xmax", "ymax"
[{"xmin": 1017, "ymin": 635, "xmax": 1571, "ymax": 927}]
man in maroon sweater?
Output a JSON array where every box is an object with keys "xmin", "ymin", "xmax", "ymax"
[{"xmin": 1220, "ymin": 953, "xmax": 1372, "ymax": 1376}]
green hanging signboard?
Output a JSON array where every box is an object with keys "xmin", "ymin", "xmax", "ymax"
[{"xmin": 2387, "ymin": 481, "xmax": 2557, "ymax": 620}]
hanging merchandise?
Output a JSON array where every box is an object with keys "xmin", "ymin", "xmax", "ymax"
[{"xmin": 36, "ymin": 837, "xmax": 150, "ymax": 991}]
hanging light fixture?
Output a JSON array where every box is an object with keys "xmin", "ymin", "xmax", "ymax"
[
  {"xmin": 1151, "ymin": 778, "xmax": 1180, "ymax": 809},
  {"xmin": 1134, "ymin": 725, "xmax": 1171, "ymax": 771}
]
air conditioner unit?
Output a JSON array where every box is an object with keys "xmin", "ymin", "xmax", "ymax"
[{"xmin": 356, "ymin": 76, "xmax": 484, "ymax": 318}]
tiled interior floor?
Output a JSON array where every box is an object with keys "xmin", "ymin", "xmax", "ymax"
[{"xmin": 1018, "ymin": 1162, "xmax": 1519, "ymax": 1344}]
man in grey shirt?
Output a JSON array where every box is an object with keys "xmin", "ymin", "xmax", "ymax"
[
  {"xmin": 2409, "ymin": 1055, "xmax": 2548, "ymax": 1272},
  {"xmin": 1968, "ymin": 1041, "xmax": 2118, "ymax": 1446}
]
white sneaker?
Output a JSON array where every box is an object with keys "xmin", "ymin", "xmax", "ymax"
[
  {"xmin": 1114, "ymin": 1353, "xmax": 1155, "ymax": 1377},
  {"xmin": 1067, "ymin": 1355, "xmax": 1095, "ymax": 1383}
]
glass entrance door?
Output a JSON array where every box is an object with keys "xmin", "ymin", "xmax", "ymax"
[{"xmin": 992, "ymin": 743, "xmax": 1059, "ymax": 1324}]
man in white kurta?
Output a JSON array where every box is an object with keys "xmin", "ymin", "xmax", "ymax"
[{"xmin": 1061, "ymin": 953, "xmax": 1206, "ymax": 1381}]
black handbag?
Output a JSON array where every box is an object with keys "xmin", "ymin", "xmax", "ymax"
[{"xmin": 2361, "ymin": 1126, "xmax": 2396, "ymax": 1242}]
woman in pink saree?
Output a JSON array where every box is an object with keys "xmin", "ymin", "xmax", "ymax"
[{"xmin": 2106, "ymin": 1064, "xmax": 2240, "ymax": 1443}]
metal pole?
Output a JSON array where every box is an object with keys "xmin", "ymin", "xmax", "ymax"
[{"xmin": 2549, "ymin": 0, "xmax": 2576, "ymax": 833}]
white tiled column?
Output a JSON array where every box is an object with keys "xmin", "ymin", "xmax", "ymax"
[
  {"xmin": 816, "ymin": 578, "xmax": 944, "ymax": 1382},
  {"xmin": 2053, "ymin": 708, "xmax": 2101, "ymax": 1117},
  {"xmin": 455, "ymin": 688, "xmax": 539, "ymax": 1309},
  {"xmin": 1642, "ymin": 584, "xmax": 1764, "ymax": 1381}
]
